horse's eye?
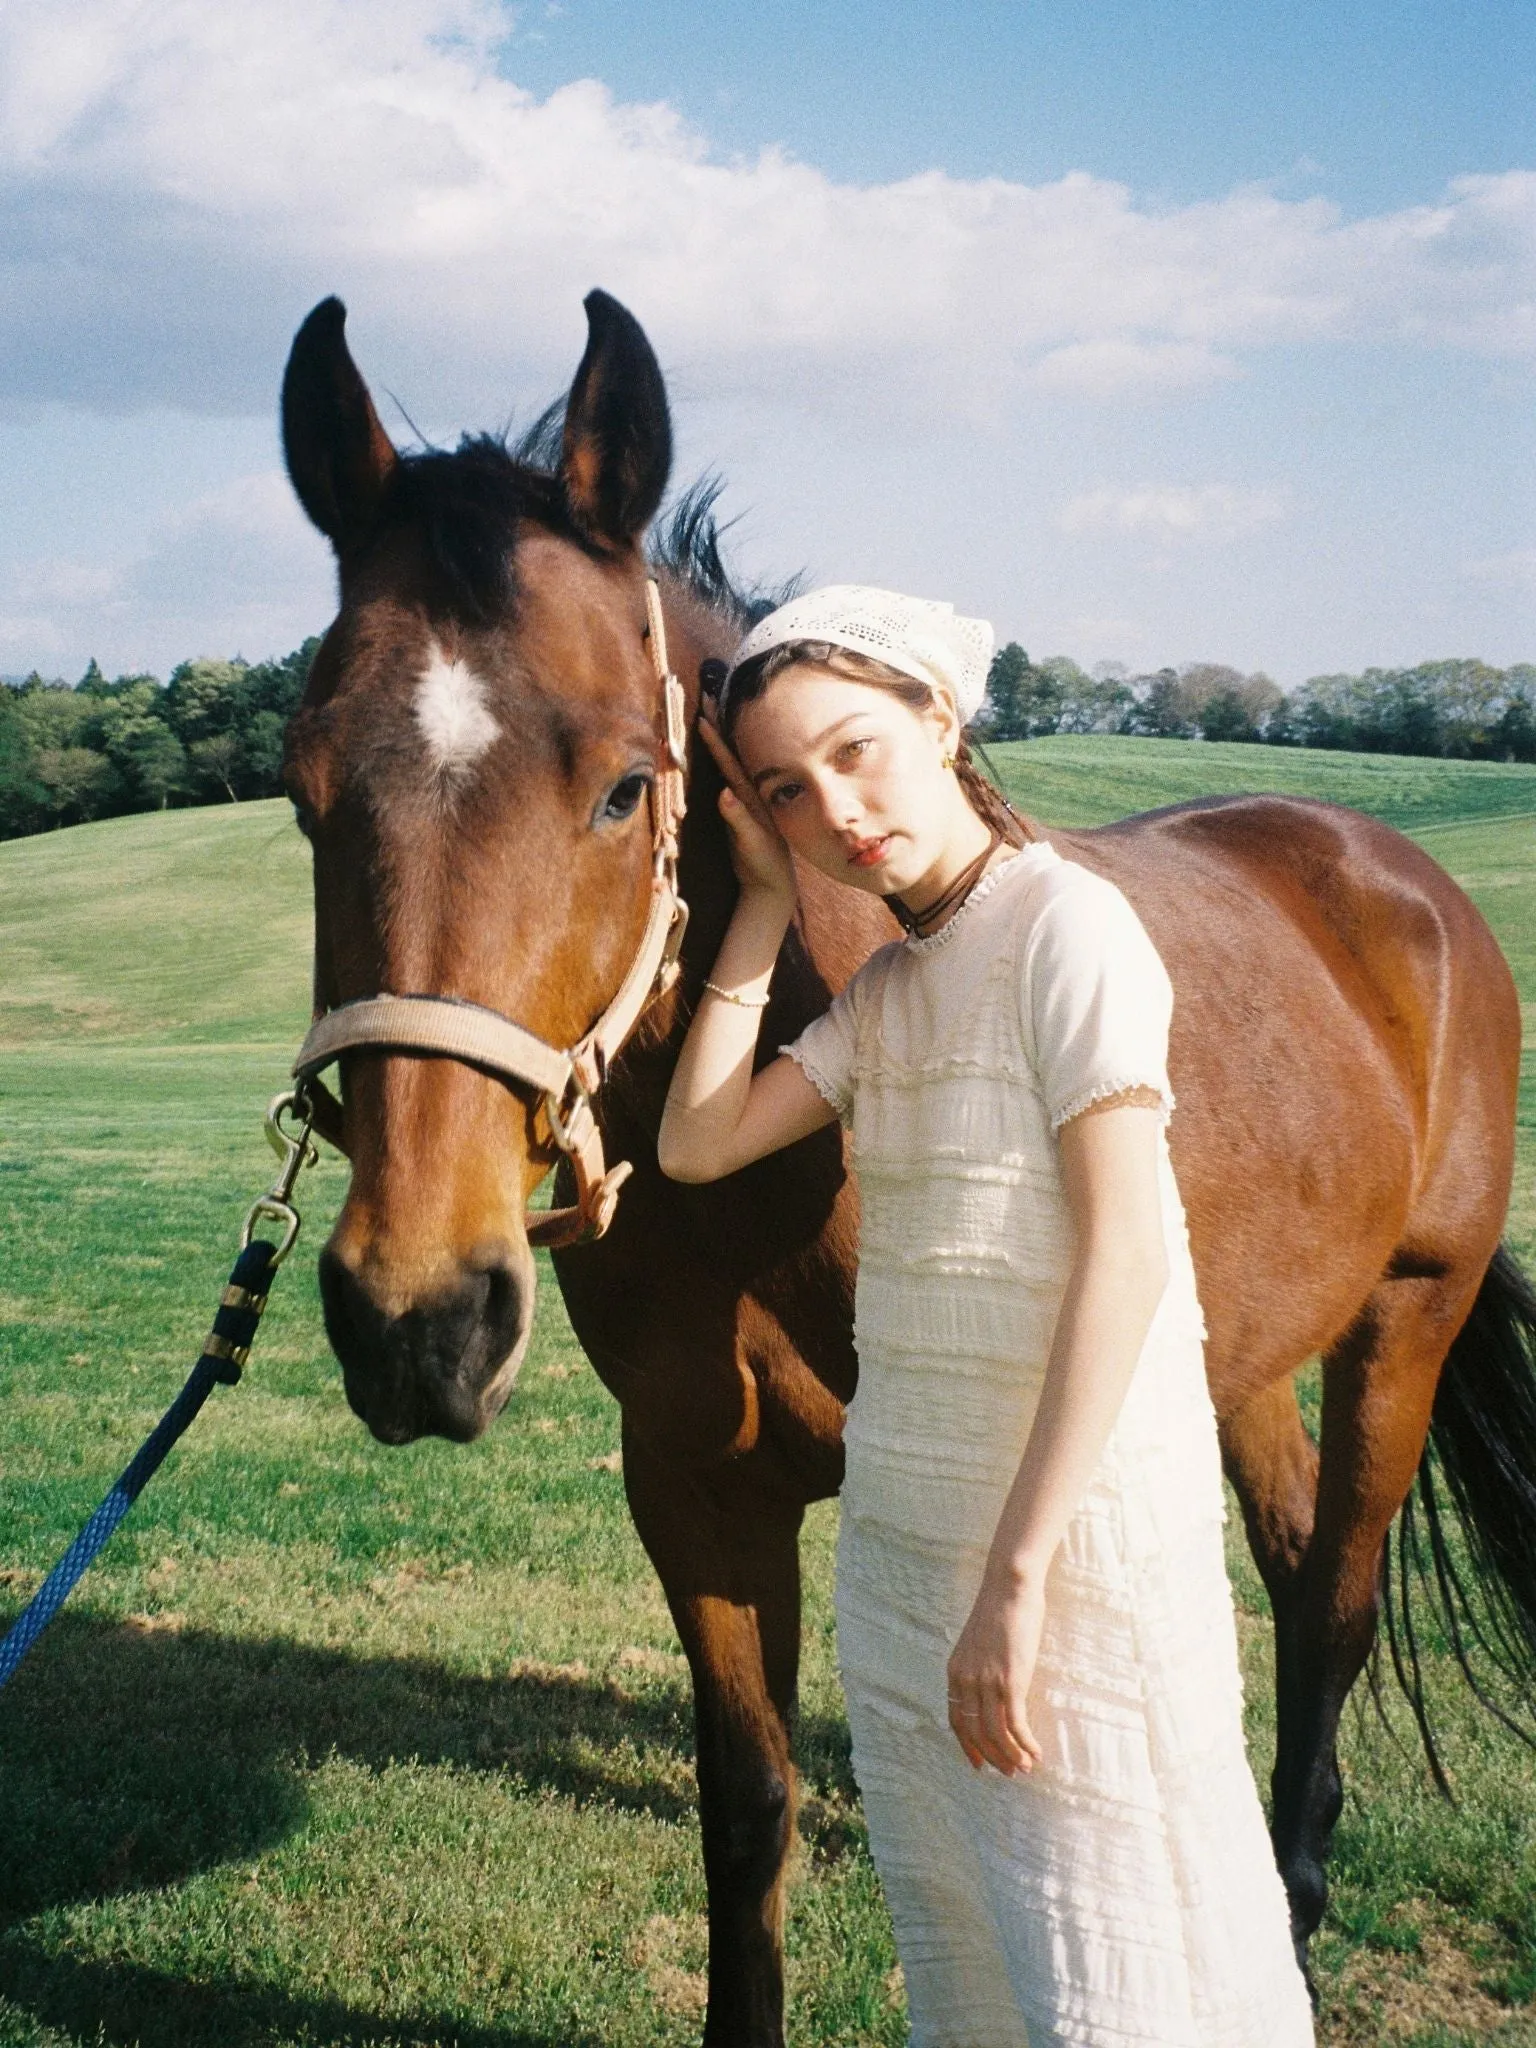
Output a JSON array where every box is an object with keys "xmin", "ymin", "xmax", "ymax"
[
  {"xmin": 290, "ymin": 800, "xmax": 315, "ymax": 839},
  {"xmin": 600, "ymin": 772, "xmax": 650, "ymax": 824}
]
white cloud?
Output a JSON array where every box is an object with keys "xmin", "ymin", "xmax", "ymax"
[
  {"xmin": 1057, "ymin": 485, "xmax": 1287, "ymax": 541},
  {"xmin": 0, "ymin": 0, "xmax": 1531, "ymax": 427},
  {"xmin": 1030, "ymin": 340, "xmax": 1242, "ymax": 397},
  {"xmin": 0, "ymin": 471, "xmax": 333, "ymax": 673}
]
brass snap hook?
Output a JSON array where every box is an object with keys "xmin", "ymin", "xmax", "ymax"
[{"xmin": 241, "ymin": 1089, "xmax": 320, "ymax": 1266}]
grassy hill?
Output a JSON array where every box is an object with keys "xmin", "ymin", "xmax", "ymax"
[
  {"xmin": 2, "ymin": 740, "xmax": 1535, "ymax": 2047},
  {"xmin": 3, "ymin": 736, "xmax": 1534, "ymax": 1050},
  {"xmin": 0, "ymin": 802, "xmax": 312, "ymax": 1050},
  {"xmin": 990, "ymin": 733, "xmax": 1536, "ymax": 834}
]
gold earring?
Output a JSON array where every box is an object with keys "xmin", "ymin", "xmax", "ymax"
[{"xmin": 941, "ymin": 751, "xmax": 956, "ymax": 771}]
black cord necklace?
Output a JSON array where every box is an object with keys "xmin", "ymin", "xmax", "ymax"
[{"xmin": 887, "ymin": 830, "xmax": 1003, "ymax": 939}]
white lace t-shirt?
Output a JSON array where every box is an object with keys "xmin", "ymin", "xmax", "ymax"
[{"xmin": 787, "ymin": 841, "xmax": 1176, "ymax": 1137}]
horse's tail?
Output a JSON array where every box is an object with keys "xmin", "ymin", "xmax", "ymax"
[{"xmin": 1381, "ymin": 1242, "xmax": 1536, "ymax": 1792}]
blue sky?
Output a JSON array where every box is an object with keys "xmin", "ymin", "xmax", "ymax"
[
  {"xmin": 504, "ymin": 0, "xmax": 1536, "ymax": 210},
  {"xmin": 0, "ymin": 0, "xmax": 1530, "ymax": 685}
]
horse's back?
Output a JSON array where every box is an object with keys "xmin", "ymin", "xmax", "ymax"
[
  {"xmin": 1057, "ymin": 791, "xmax": 1518, "ymax": 1112},
  {"xmin": 1041, "ymin": 793, "xmax": 1520, "ymax": 1402}
]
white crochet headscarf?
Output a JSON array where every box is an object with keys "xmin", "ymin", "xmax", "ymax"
[{"xmin": 723, "ymin": 584, "xmax": 995, "ymax": 729}]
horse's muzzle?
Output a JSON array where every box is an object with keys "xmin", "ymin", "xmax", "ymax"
[{"xmin": 318, "ymin": 1242, "xmax": 534, "ymax": 1443}]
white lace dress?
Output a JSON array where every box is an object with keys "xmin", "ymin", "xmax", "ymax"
[{"xmin": 783, "ymin": 845, "xmax": 1314, "ymax": 2048}]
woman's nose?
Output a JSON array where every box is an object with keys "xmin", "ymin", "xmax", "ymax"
[{"xmin": 811, "ymin": 775, "xmax": 857, "ymax": 832}]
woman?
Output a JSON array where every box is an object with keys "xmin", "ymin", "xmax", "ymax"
[{"xmin": 658, "ymin": 585, "xmax": 1314, "ymax": 2047}]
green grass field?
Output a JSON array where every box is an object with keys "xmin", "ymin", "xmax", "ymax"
[{"xmin": 2, "ymin": 736, "xmax": 1534, "ymax": 2047}]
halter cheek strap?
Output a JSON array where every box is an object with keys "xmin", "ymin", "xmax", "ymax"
[{"xmin": 289, "ymin": 578, "xmax": 690, "ymax": 1249}]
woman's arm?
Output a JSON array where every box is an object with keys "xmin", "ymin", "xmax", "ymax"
[
  {"xmin": 946, "ymin": 1091, "xmax": 1170, "ymax": 1776},
  {"xmin": 657, "ymin": 722, "xmax": 840, "ymax": 1184}
]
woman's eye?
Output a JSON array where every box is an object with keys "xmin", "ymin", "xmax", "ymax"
[
  {"xmin": 768, "ymin": 781, "xmax": 803, "ymax": 809},
  {"xmin": 600, "ymin": 772, "xmax": 650, "ymax": 823},
  {"xmin": 839, "ymin": 736, "xmax": 872, "ymax": 764}
]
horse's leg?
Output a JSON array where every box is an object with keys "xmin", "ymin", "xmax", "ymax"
[
  {"xmin": 1219, "ymin": 1375, "xmax": 1322, "ymax": 1853},
  {"xmin": 623, "ymin": 1431, "xmax": 802, "ymax": 2048},
  {"xmin": 1272, "ymin": 1271, "xmax": 1475, "ymax": 1959}
]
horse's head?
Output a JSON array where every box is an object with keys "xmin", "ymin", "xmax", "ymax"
[{"xmin": 281, "ymin": 291, "xmax": 689, "ymax": 1445}]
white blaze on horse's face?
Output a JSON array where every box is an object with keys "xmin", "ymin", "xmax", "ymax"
[{"xmin": 414, "ymin": 644, "xmax": 499, "ymax": 777}]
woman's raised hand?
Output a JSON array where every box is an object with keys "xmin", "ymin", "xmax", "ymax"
[{"xmin": 696, "ymin": 715, "xmax": 797, "ymax": 906}]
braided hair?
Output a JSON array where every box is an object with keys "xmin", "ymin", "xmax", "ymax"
[{"xmin": 717, "ymin": 640, "xmax": 1035, "ymax": 847}]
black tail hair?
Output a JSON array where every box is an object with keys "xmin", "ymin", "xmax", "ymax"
[{"xmin": 1381, "ymin": 1243, "xmax": 1536, "ymax": 1792}]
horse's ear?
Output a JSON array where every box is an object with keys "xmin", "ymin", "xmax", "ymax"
[
  {"xmin": 561, "ymin": 290, "xmax": 672, "ymax": 552},
  {"xmin": 281, "ymin": 297, "xmax": 398, "ymax": 554}
]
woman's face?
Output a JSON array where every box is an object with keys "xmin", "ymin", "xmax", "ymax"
[{"xmin": 729, "ymin": 665, "xmax": 964, "ymax": 895}]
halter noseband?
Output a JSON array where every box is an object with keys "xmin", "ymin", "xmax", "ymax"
[{"xmin": 289, "ymin": 578, "xmax": 690, "ymax": 1249}]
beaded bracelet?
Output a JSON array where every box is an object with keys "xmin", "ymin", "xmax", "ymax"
[{"xmin": 702, "ymin": 979, "xmax": 771, "ymax": 1009}]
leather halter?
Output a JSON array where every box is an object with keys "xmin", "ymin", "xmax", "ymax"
[{"xmin": 290, "ymin": 578, "xmax": 690, "ymax": 1249}]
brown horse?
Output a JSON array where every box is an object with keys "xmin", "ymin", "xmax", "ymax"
[{"xmin": 279, "ymin": 289, "xmax": 1536, "ymax": 2043}]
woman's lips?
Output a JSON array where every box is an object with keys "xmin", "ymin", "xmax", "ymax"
[{"xmin": 845, "ymin": 835, "xmax": 892, "ymax": 869}]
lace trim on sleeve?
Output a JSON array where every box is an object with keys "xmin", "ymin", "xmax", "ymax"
[
  {"xmin": 1050, "ymin": 1076, "xmax": 1175, "ymax": 1132},
  {"xmin": 780, "ymin": 1040, "xmax": 850, "ymax": 1122}
]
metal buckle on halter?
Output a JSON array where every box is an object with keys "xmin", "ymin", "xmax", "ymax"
[
  {"xmin": 544, "ymin": 1073, "xmax": 593, "ymax": 1154},
  {"xmin": 661, "ymin": 892, "xmax": 689, "ymax": 978}
]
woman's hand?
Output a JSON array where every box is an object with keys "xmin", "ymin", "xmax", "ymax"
[
  {"xmin": 947, "ymin": 1568, "xmax": 1047, "ymax": 1777},
  {"xmin": 697, "ymin": 715, "xmax": 797, "ymax": 906}
]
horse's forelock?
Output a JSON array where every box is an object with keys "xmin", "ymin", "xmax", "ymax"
[
  {"xmin": 383, "ymin": 435, "xmax": 575, "ymax": 629},
  {"xmin": 376, "ymin": 426, "xmax": 779, "ymax": 645}
]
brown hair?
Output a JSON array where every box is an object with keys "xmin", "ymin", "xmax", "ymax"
[{"xmin": 722, "ymin": 640, "xmax": 1035, "ymax": 847}]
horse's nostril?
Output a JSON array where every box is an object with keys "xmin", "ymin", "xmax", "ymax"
[
  {"xmin": 318, "ymin": 1242, "xmax": 532, "ymax": 1444},
  {"xmin": 478, "ymin": 1256, "xmax": 523, "ymax": 1358},
  {"xmin": 318, "ymin": 1245, "xmax": 385, "ymax": 1358}
]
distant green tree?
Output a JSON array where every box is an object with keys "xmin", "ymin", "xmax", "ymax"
[
  {"xmin": 241, "ymin": 638, "xmax": 318, "ymax": 724},
  {"xmin": 230, "ymin": 640, "xmax": 315, "ymax": 795},
  {"xmin": 164, "ymin": 657, "xmax": 247, "ymax": 745},
  {"xmin": 1494, "ymin": 670, "xmax": 1536, "ymax": 762},
  {"xmin": 1129, "ymin": 669, "xmax": 1197, "ymax": 738},
  {"xmin": 1175, "ymin": 664, "xmax": 1283, "ymax": 742},
  {"xmin": 1495, "ymin": 698, "xmax": 1536, "ymax": 761},
  {"xmin": 1260, "ymin": 693, "xmax": 1304, "ymax": 747},
  {"xmin": 1293, "ymin": 673, "xmax": 1363, "ymax": 750},
  {"xmin": 14, "ymin": 679, "xmax": 93, "ymax": 752},
  {"xmin": 0, "ymin": 687, "xmax": 44, "ymax": 835},
  {"xmin": 1051, "ymin": 661, "xmax": 1134, "ymax": 735},
  {"xmin": 984, "ymin": 643, "xmax": 1036, "ymax": 739},
  {"xmin": 109, "ymin": 717, "xmax": 187, "ymax": 808},
  {"xmin": 1201, "ymin": 688, "xmax": 1260, "ymax": 742},
  {"xmin": 189, "ymin": 731, "xmax": 242, "ymax": 800},
  {"xmin": 239, "ymin": 710, "xmax": 288, "ymax": 794},
  {"xmin": 33, "ymin": 746, "xmax": 120, "ymax": 823},
  {"xmin": 87, "ymin": 679, "xmax": 163, "ymax": 749}
]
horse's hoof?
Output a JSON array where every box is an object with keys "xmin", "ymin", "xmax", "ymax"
[{"xmin": 1293, "ymin": 1939, "xmax": 1320, "ymax": 2013}]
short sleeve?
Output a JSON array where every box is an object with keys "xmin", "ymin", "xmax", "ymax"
[
  {"xmin": 778, "ymin": 948, "xmax": 892, "ymax": 1126},
  {"xmin": 1023, "ymin": 868, "xmax": 1175, "ymax": 1132}
]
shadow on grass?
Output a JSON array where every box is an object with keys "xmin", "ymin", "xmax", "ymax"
[
  {"xmin": 0, "ymin": 1607, "xmax": 857, "ymax": 1920},
  {"xmin": 0, "ymin": 1609, "xmax": 692, "ymax": 1916},
  {"xmin": 0, "ymin": 1947, "xmax": 604, "ymax": 2047}
]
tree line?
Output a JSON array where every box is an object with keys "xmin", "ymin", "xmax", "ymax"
[
  {"xmin": 1, "ymin": 639, "xmax": 1533, "ymax": 844},
  {"xmin": 0, "ymin": 643, "xmax": 318, "ymax": 840},
  {"xmin": 981, "ymin": 646, "xmax": 1536, "ymax": 759}
]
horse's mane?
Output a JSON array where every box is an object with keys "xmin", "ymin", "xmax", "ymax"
[
  {"xmin": 386, "ymin": 407, "xmax": 794, "ymax": 633},
  {"xmin": 648, "ymin": 479, "xmax": 799, "ymax": 632}
]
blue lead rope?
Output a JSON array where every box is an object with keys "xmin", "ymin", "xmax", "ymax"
[{"xmin": 0, "ymin": 1236, "xmax": 280, "ymax": 1693}]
